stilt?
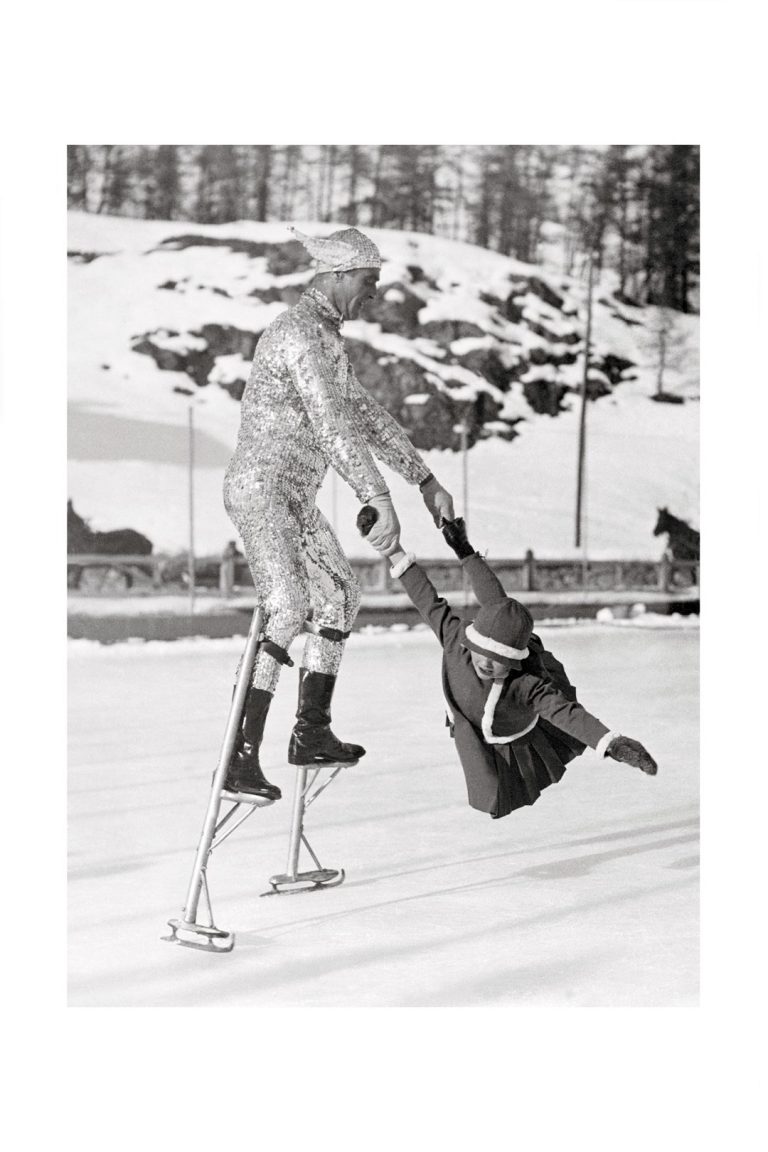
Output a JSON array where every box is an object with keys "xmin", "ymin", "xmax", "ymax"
[
  {"xmin": 163, "ymin": 605, "xmax": 274, "ymax": 953},
  {"xmin": 261, "ymin": 758, "xmax": 355, "ymax": 896}
]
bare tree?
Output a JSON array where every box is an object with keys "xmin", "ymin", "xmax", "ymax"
[{"xmin": 646, "ymin": 306, "xmax": 690, "ymax": 397}]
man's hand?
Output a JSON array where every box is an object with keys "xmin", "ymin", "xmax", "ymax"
[
  {"xmin": 606, "ymin": 735, "xmax": 658, "ymax": 776},
  {"xmin": 357, "ymin": 504, "xmax": 402, "ymax": 557},
  {"xmin": 420, "ymin": 475, "xmax": 455, "ymax": 527},
  {"xmin": 366, "ymin": 493, "xmax": 401, "ymax": 554}
]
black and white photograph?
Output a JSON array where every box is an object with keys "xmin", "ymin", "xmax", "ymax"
[
  {"xmin": 6, "ymin": 1, "xmax": 767, "ymax": 1144},
  {"xmin": 66, "ymin": 143, "xmax": 700, "ymax": 1006}
]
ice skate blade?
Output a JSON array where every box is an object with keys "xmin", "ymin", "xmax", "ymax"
[
  {"xmin": 261, "ymin": 868, "xmax": 345, "ymax": 896},
  {"xmin": 289, "ymin": 758, "xmax": 360, "ymax": 769},
  {"xmin": 162, "ymin": 918, "xmax": 235, "ymax": 953},
  {"xmin": 220, "ymin": 788, "xmax": 276, "ymax": 806}
]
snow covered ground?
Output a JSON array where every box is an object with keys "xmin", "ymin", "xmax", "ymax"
[
  {"xmin": 68, "ymin": 211, "xmax": 698, "ymax": 560},
  {"xmin": 68, "ymin": 624, "xmax": 698, "ymax": 1007}
]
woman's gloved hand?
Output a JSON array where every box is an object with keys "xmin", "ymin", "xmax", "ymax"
[
  {"xmin": 606, "ymin": 735, "xmax": 658, "ymax": 776},
  {"xmin": 420, "ymin": 474, "xmax": 455, "ymax": 527},
  {"xmin": 441, "ymin": 516, "xmax": 475, "ymax": 560}
]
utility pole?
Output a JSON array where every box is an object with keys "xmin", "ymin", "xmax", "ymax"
[
  {"xmin": 575, "ymin": 250, "xmax": 595, "ymax": 549},
  {"xmin": 460, "ymin": 414, "xmax": 469, "ymax": 529},
  {"xmin": 458, "ymin": 412, "xmax": 470, "ymax": 608},
  {"xmin": 188, "ymin": 405, "xmax": 196, "ymax": 615}
]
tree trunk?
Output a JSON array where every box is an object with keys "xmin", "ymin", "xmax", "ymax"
[
  {"xmin": 371, "ymin": 146, "xmax": 384, "ymax": 226},
  {"xmin": 346, "ymin": 145, "xmax": 360, "ymax": 224},
  {"xmin": 96, "ymin": 146, "xmax": 114, "ymax": 214},
  {"xmin": 324, "ymin": 144, "xmax": 337, "ymax": 221},
  {"xmin": 256, "ymin": 145, "xmax": 271, "ymax": 221}
]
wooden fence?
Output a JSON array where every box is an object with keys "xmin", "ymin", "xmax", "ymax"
[{"xmin": 67, "ymin": 550, "xmax": 699, "ymax": 597}]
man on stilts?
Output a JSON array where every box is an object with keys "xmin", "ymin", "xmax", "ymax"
[{"xmin": 222, "ymin": 226, "xmax": 454, "ymax": 800}]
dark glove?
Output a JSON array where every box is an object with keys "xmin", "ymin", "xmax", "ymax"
[
  {"xmin": 441, "ymin": 516, "xmax": 475, "ymax": 560},
  {"xmin": 357, "ymin": 505, "xmax": 377, "ymax": 537},
  {"xmin": 606, "ymin": 735, "xmax": 658, "ymax": 776}
]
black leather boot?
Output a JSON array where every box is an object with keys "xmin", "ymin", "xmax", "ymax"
[
  {"xmin": 224, "ymin": 687, "xmax": 282, "ymax": 800},
  {"xmin": 288, "ymin": 670, "xmax": 366, "ymax": 765}
]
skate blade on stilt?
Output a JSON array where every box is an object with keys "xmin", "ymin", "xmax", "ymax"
[
  {"xmin": 220, "ymin": 790, "xmax": 276, "ymax": 806},
  {"xmin": 261, "ymin": 868, "xmax": 346, "ymax": 896},
  {"xmin": 261, "ymin": 758, "xmax": 356, "ymax": 896},
  {"xmin": 162, "ymin": 918, "xmax": 235, "ymax": 953}
]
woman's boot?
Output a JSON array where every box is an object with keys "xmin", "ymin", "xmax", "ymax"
[
  {"xmin": 224, "ymin": 686, "xmax": 282, "ymax": 800},
  {"xmin": 288, "ymin": 669, "xmax": 366, "ymax": 765}
]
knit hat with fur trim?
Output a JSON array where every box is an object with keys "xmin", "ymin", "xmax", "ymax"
[{"xmin": 461, "ymin": 598, "xmax": 533, "ymax": 670}]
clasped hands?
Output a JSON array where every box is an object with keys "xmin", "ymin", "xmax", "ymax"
[{"xmin": 360, "ymin": 476, "xmax": 455, "ymax": 558}]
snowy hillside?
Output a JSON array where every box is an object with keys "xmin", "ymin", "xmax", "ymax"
[{"xmin": 67, "ymin": 211, "xmax": 699, "ymax": 559}]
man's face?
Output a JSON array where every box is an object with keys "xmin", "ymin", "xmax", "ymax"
[
  {"xmin": 338, "ymin": 267, "xmax": 380, "ymax": 319},
  {"xmin": 469, "ymin": 650, "xmax": 510, "ymax": 681}
]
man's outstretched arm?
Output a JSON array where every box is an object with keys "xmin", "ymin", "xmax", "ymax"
[{"xmin": 347, "ymin": 367, "xmax": 455, "ymax": 525}]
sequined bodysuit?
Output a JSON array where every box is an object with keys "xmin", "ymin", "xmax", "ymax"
[{"xmin": 224, "ymin": 287, "xmax": 430, "ymax": 691}]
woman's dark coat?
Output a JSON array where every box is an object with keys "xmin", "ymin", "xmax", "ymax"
[{"xmin": 398, "ymin": 555, "xmax": 609, "ymax": 818}]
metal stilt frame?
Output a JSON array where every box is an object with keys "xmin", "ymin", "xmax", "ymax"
[
  {"xmin": 259, "ymin": 616, "xmax": 357, "ymax": 896},
  {"xmin": 260, "ymin": 760, "xmax": 353, "ymax": 895},
  {"xmin": 163, "ymin": 605, "xmax": 274, "ymax": 953}
]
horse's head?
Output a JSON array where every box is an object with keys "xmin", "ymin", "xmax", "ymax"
[
  {"xmin": 67, "ymin": 500, "xmax": 92, "ymax": 551},
  {"xmin": 67, "ymin": 500, "xmax": 89, "ymax": 532},
  {"xmin": 653, "ymin": 507, "xmax": 669, "ymax": 537}
]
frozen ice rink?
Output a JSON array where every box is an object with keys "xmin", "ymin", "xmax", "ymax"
[{"xmin": 68, "ymin": 623, "xmax": 698, "ymax": 1007}]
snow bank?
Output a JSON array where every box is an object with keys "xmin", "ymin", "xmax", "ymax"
[{"xmin": 68, "ymin": 212, "xmax": 698, "ymax": 559}]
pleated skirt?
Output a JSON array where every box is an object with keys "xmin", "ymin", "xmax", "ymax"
[{"xmin": 492, "ymin": 719, "xmax": 586, "ymax": 819}]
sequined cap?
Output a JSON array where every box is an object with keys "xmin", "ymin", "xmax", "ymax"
[{"xmin": 289, "ymin": 226, "xmax": 382, "ymax": 273}]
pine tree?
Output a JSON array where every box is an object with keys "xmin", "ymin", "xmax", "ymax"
[
  {"xmin": 279, "ymin": 146, "xmax": 302, "ymax": 218},
  {"xmin": 636, "ymin": 145, "xmax": 699, "ymax": 311},
  {"xmin": 473, "ymin": 146, "xmax": 496, "ymax": 250},
  {"xmin": 343, "ymin": 144, "xmax": 365, "ymax": 224},
  {"xmin": 97, "ymin": 146, "xmax": 131, "ymax": 215},
  {"xmin": 67, "ymin": 145, "xmax": 90, "ymax": 210},
  {"xmin": 196, "ymin": 145, "xmax": 241, "ymax": 223},
  {"xmin": 150, "ymin": 145, "xmax": 180, "ymax": 220}
]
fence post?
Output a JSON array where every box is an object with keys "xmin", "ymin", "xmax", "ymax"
[
  {"xmin": 219, "ymin": 542, "xmax": 237, "ymax": 599},
  {"xmin": 658, "ymin": 549, "xmax": 672, "ymax": 592},
  {"xmin": 524, "ymin": 549, "xmax": 536, "ymax": 592}
]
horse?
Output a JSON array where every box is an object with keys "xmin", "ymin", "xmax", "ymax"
[
  {"xmin": 67, "ymin": 500, "xmax": 153, "ymax": 591},
  {"xmin": 653, "ymin": 507, "xmax": 700, "ymax": 561},
  {"xmin": 67, "ymin": 499, "xmax": 153, "ymax": 555}
]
